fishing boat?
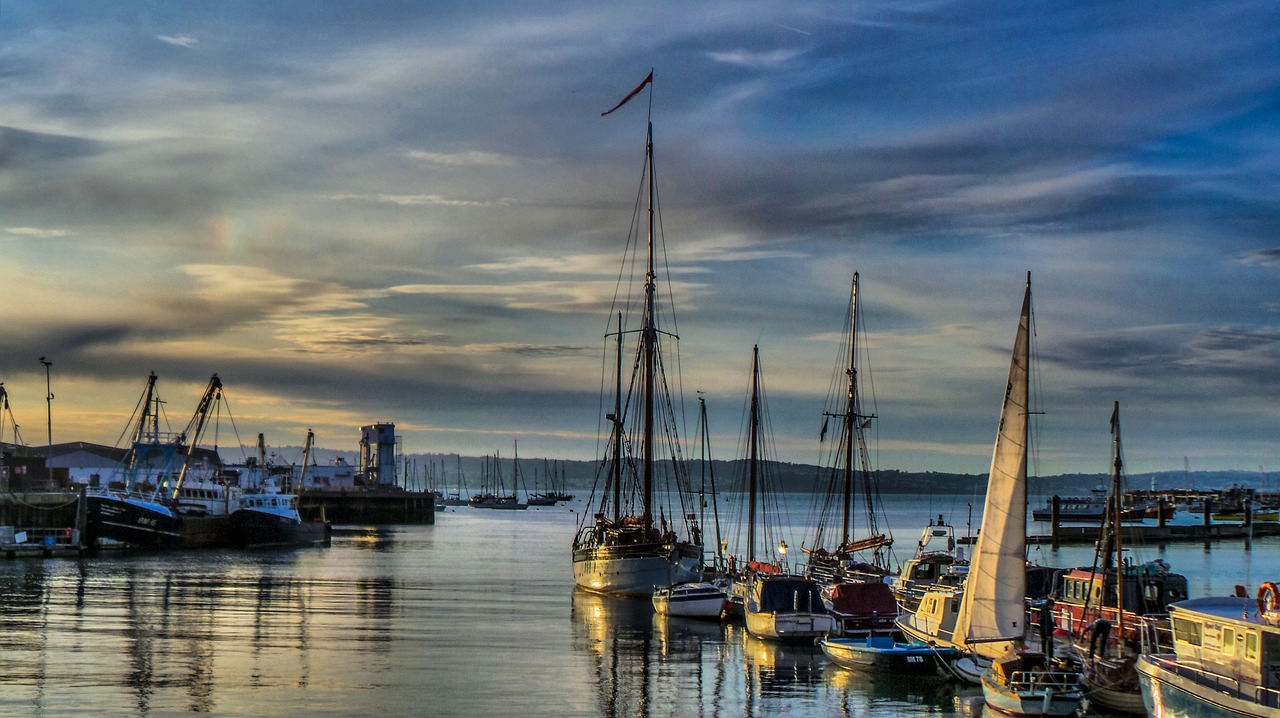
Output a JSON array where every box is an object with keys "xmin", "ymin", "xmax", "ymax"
[
  {"xmin": 1135, "ymin": 582, "xmax": 1280, "ymax": 717},
  {"xmin": 1053, "ymin": 402, "xmax": 1189, "ymax": 714},
  {"xmin": 803, "ymin": 273, "xmax": 895, "ymax": 591},
  {"xmin": 897, "ymin": 274, "xmax": 1083, "ymax": 713},
  {"xmin": 229, "ymin": 430, "xmax": 330, "ymax": 549},
  {"xmin": 571, "ymin": 77, "xmax": 703, "ymax": 596},
  {"xmin": 652, "ymin": 582, "xmax": 728, "ymax": 619},
  {"xmin": 85, "ymin": 374, "xmax": 225, "ymax": 549},
  {"xmin": 820, "ymin": 633, "xmax": 960, "ymax": 675}
]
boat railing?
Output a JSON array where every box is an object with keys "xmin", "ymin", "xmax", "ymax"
[
  {"xmin": 1147, "ymin": 654, "xmax": 1280, "ymax": 709},
  {"xmin": 1007, "ymin": 670, "xmax": 1082, "ymax": 692},
  {"xmin": 1136, "ymin": 615, "xmax": 1174, "ymax": 655},
  {"xmin": 0, "ymin": 526, "xmax": 80, "ymax": 547}
]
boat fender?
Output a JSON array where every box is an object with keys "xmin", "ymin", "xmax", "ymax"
[
  {"xmin": 1258, "ymin": 582, "xmax": 1280, "ymax": 623},
  {"xmin": 1088, "ymin": 619, "xmax": 1111, "ymax": 659}
]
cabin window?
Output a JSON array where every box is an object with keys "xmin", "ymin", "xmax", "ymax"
[
  {"xmin": 1222, "ymin": 628, "xmax": 1236, "ymax": 657},
  {"xmin": 1172, "ymin": 618, "xmax": 1202, "ymax": 646},
  {"xmin": 1245, "ymin": 632, "xmax": 1258, "ymax": 661}
]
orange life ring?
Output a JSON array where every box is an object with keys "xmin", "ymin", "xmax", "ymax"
[{"xmin": 1258, "ymin": 582, "xmax": 1279, "ymax": 616}]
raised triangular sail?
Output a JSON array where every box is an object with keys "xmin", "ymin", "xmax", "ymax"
[{"xmin": 953, "ymin": 275, "xmax": 1032, "ymax": 660}]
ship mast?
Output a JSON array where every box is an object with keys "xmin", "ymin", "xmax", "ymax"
[
  {"xmin": 841, "ymin": 274, "xmax": 859, "ymax": 550},
  {"xmin": 642, "ymin": 120, "xmax": 656, "ymax": 530}
]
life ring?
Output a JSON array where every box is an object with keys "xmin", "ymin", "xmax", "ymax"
[
  {"xmin": 1258, "ymin": 582, "xmax": 1280, "ymax": 618},
  {"xmin": 1088, "ymin": 618, "xmax": 1112, "ymax": 659}
]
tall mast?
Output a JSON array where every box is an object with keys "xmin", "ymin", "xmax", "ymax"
[
  {"xmin": 610, "ymin": 312, "xmax": 623, "ymax": 522},
  {"xmin": 841, "ymin": 273, "xmax": 859, "ymax": 549},
  {"xmin": 642, "ymin": 120, "xmax": 656, "ymax": 530},
  {"xmin": 1110, "ymin": 401, "xmax": 1125, "ymax": 651},
  {"xmin": 698, "ymin": 395, "xmax": 723, "ymax": 569},
  {"xmin": 747, "ymin": 345, "xmax": 760, "ymax": 563}
]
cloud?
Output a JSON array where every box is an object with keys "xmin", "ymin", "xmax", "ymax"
[
  {"xmin": 324, "ymin": 193, "xmax": 511, "ymax": 208},
  {"xmin": 1239, "ymin": 248, "xmax": 1280, "ymax": 267},
  {"xmin": 157, "ymin": 35, "xmax": 198, "ymax": 48},
  {"xmin": 406, "ymin": 150, "xmax": 516, "ymax": 167},
  {"xmin": 706, "ymin": 48, "xmax": 807, "ymax": 69},
  {"xmin": 6, "ymin": 227, "xmax": 73, "ymax": 238}
]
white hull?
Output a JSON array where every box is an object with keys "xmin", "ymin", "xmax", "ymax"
[
  {"xmin": 652, "ymin": 583, "xmax": 726, "ymax": 619},
  {"xmin": 1137, "ymin": 653, "xmax": 1278, "ymax": 718},
  {"xmin": 573, "ymin": 545, "xmax": 702, "ymax": 597},
  {"xmin": 745, "ymin": 610, "xmax": 837, "ymax": 642},
  {"xmin": 981, "ymin": 668, "xmax": 1084, "ymax": 716}
]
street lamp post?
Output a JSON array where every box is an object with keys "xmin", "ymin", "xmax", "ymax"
[{"xmin": 39, "ymin": 357, "xmax": 53, "ymax": 486}]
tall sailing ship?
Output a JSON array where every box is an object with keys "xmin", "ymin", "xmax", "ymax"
[{"xmin": 571, "ymin": 75, "xmax": 702, "ymax": 596}]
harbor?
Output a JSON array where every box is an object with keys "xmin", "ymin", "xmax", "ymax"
[{"xmin": 1, "ymin": 494, "xmax": 1274, "ymax": 717}]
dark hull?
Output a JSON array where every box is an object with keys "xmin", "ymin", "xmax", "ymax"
[
  {"xmin": 85, "ymin": 494, "xmax": 183, "ymax": 549},
  {"xmin": 821, "ymin": 636, "xmax": 957, "ymax": 676},
  {"xmin": 230, "ymin": 509, "xmax": 330, "ymax": 548}
]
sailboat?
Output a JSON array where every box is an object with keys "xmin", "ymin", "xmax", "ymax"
[
  {"xmin": 801, "ymin": 273, "xmax": 899, "ymax": 638},
  {"xmin": 728, "ymin": 345, "xmax": 837, "ymax": 642},
  {"xmin": 571, "ymin": 79, "xmax": 702, "ymax": 596},
  {"xmin": 896, "ymin": 274, "xmax": 1083, "ymax": 714},
  {"xmin": 652, "ymin": 395, "xmax": 728, "ymax": 620},
  {"xmin": 804, "ymin": 272, "xmax": 894, "ymax": 585},
  {"xmin": 1057, "ymin": 402, "xmax": 1187, "ymax": 713}
]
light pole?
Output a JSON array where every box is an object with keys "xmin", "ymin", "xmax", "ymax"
[{"xmin": 39, "ymin": 357, "xmax": 52, "ymax": 485}]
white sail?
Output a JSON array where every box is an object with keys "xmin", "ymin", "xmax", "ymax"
[{"xmin": 953, "ymin": 274, "xmax": 1032, "ymax": 660}]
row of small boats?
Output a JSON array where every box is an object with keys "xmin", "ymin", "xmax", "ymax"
[{"xmin": 569, "ymin": 80, "xmax": 1277, "ymax": 717}]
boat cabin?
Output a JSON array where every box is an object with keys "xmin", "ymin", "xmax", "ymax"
[
  {"xmin": 1165, "ymin": 596, "xmax": 1280, "ymax": 699},
  {"xmin": 1052, "ymin": 562, "xmax": 1188, "ymax": 640}
]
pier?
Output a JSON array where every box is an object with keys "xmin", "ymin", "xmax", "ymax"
[{"xmin": 1032, "ymin": 493, "xmax": 1280, "ymax": 544}]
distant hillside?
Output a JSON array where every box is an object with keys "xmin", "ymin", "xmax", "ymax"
[{"xmin": 251, "ymin": 445, "xmax": 1276, "ymax": 495}]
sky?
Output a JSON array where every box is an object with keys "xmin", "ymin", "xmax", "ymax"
[{"xmin": 0, "ymin": 1, "xmax": 1277, "ymax": 476}]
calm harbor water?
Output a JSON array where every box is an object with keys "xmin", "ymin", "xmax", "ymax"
[{"xmin": 0, "ymin": 493, "xmax": 1273, "ymax": 717}]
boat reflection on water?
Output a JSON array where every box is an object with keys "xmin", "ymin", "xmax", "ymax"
[
  {"xmin": 736, "ymin": 625, "xmax": 827, "ymax": 708},
  {"xmin": 823, "ymin": 663, "xmax": 959, "ymax": 715},
  {"xmin": 574, "ymin": 589, "xmax": 851, "ymax": 717}
]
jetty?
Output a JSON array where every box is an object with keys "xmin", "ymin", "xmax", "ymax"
[{"xmin": 1032, "ymin": 493, "xmax": 1279, "ymax": 544}]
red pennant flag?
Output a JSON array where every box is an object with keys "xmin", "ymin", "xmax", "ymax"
[{"xmin": 601, "ymin": 71, "xmax": 653, "ymax": 116}]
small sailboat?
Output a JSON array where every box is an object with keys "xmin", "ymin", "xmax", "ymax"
[
  {"xmin": 1064, "ymin": 402, "xmax": 1188, "ymax": 714},
  {"xmin": 650, "ymin": 396, "xmax": 728, "ymax": 620},
  {"xmin": 571, "ymin": 76, "xmax": 703, "ymax": 596},
  {"xmin": 803, "ymin": 272, "xmax": 895, "ymax": 587},
  {"xmin": 440, "ymin": 456, "xmax": 470, "ymax": 506},
  {"xmin": 727, "ymin": 345, "xmax": 836, "ymax": 642},
  {"xmin": 897, "ymin": 274, "xmax": 1082, "ymax": 713},
  {"xmin": 966, "ymin": 275, "xmax": 1082, "ymax": 715}
]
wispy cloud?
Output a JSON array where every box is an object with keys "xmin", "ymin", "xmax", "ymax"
[
  {"xmin": 406, "ymin": 150, "xmax": 516, "ymax": 167},
  {"xmin": 6, "ymin": 227, "xmax": 73, "ymax": 238},
  {"xmin": 324, "ymin": 193, "xmax": 511, "ymax": 208},
  {"xmin": 156, "ymin": 35, "xmax": 198, "ymax": 48},
  {"xmin": 706, "ymin": 48, "xmax": 806, "ymax": 68}
]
